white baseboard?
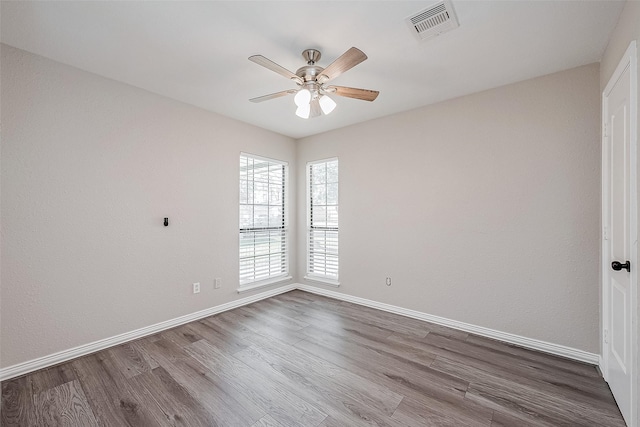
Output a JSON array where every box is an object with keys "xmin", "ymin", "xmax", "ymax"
[
  {"xmin": 598, "ymin": 354, "xmax": 607, "ymax": 381},
  {"xmin": 0, "ymin": 281, "xmax": 601, "ymax": 381},
  {"xmin": 296, "ymin": 284, "xmax": 600, "ymax": 365},
  {"xmin": 0, "ymin": 284, "xmax": 297, "ymax": 381}
]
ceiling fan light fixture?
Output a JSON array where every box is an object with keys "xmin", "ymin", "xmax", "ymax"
[
  {"xmin": 296, "ymin": 104, "xmax": 311, "ymax": 119},
  {"xmin": 319, "ymin": 95, "xmax": 336, "ymax": 115},
  {"xmin": 294, "ymin": 89, "xmax": 311, "ymax": 107}
]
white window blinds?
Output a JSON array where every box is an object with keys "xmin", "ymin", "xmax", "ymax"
[
  {"xmin": 307, "ymin": 159, "xmax": 339, "ymax": 281},
  {"xmin": 239, "ymin": 154, "xmax": 288, "ymax": 286}
]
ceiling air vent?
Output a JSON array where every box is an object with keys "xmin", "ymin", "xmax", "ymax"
[{"xmin": 406, "ymin": 0, "xmax": 459, "ymax": 41}]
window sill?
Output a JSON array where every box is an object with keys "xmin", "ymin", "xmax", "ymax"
[
  {"xmin": 237, "ymin": 276, "xmax": 292, "ymax": 294},
  {"xmin": 304, "ymin": 275, "xmax": 340, "ymax": 287}
]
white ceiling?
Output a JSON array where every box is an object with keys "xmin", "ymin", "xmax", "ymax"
[{"xmin": 1, "ymin": 1, "xmax": 624, "ymax": 139}]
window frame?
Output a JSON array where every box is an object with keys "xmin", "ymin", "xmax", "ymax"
[
  {"xmin": 238, "ymin": 152, "xmax": 291, "ymax": 293},
  {"xmin": 304, "ymin": 157, "xmax": 340, "ymax": 287}
]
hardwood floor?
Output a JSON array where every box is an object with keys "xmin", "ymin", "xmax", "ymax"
[{"xmin": 1, "ymin": 290, "xmax": 626, "ymax": 426}]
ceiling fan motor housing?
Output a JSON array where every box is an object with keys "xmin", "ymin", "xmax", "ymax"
[{"xmin": 296, "ymin": 65, "xmax": 324, "ymax": 83}]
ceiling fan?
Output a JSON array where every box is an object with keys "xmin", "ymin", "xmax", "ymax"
[{"xmin": 249, "ymin": 47, "xmax": 379, "ymax": 119}]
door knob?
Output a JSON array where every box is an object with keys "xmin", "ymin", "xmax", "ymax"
[{"xmin": 611, "ymin": 261, "xmax": 631, "ymax": 272}]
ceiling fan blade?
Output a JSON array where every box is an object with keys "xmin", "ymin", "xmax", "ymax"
[
  {"xmin": 249, "ymin": 89, "xmax": 297, "ymax": 103},
  {"xmin": 310, "ymin": 99, "xmax": 322, "ymax": 118},
  {"xmin": 317, "ymin": 47, "xmax": 367, "ymax": 84},
  {"xmin": 325, "ymin": 86, "xmax": 379, "ymax": 102},
  {"xmin": 249, "ymin": 55, "xmax": 303, "ymax": 85}
]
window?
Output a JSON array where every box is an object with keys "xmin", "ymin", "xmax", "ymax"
[
  {"xmin": 306, "ymin": 158, "xmax": 339, "ymax": 285},
  {"xmin": 239, "ymin": 154, "xmax": 288, "ymax": 289}
]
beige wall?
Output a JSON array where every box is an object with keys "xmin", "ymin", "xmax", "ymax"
[
  {"xmin": 0, "ymin": 43, "xmax": 609, "ymax": 368},
  {"xmin": 600, "ymin": 1, "xmax": 640, "ymax": 90},
  {"xmin": 297, "ymin": 63, "xmax": 601, "ymax": 353},
  {"xmin": 0, "ymin": 44, "xmax": 296, "ymax": 368},
  {"xmin": 600, "ymin": 0, "xmax": 640, "ymax": 421}
]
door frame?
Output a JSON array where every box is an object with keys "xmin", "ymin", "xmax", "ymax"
[{"xmin": 601, "ymin": 39, "xmax": 638, "ymax": 427}]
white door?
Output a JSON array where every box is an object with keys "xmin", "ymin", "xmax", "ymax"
[{"xmin": 603, "ymin": 41, "xmax": 637, "ymax": 427}]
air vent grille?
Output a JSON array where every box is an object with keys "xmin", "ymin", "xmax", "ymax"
[{"xmin": 406, "ymin": 1, "xmax": 459, "ymax": 41}]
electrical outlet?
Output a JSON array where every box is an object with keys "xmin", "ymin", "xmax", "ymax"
[
  {"xmin": 193, "ymin": 282, "xmax": 200, "ymax": 294},
  {"xmin": 214, "ymin": 278, "xmax": 221, "ymax": 289},
  {"xmin": 386, "ymin": 277, "xmax": 392, "ymax": 286}
]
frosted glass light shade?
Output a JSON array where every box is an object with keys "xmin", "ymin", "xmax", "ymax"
[
  {"xmin": 319, "ymin": 95, "xmax": 337, "ymax": 115},
  {"xmin": 294, "ymin": 89, "xmax": 311, "ymax": 107},
  {"xmin": 296, "ymin": 104, "xmax": 311, "ymax": 119}
]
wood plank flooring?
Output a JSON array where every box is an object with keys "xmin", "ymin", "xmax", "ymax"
[{"xmin": 1, "ymin": 290, "xmax": 626, "ymax": 426}]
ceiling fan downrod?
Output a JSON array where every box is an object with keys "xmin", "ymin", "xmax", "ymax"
[{"xmin": 296, "ymin": 49, "xmax": 325, "ymax": 83}]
